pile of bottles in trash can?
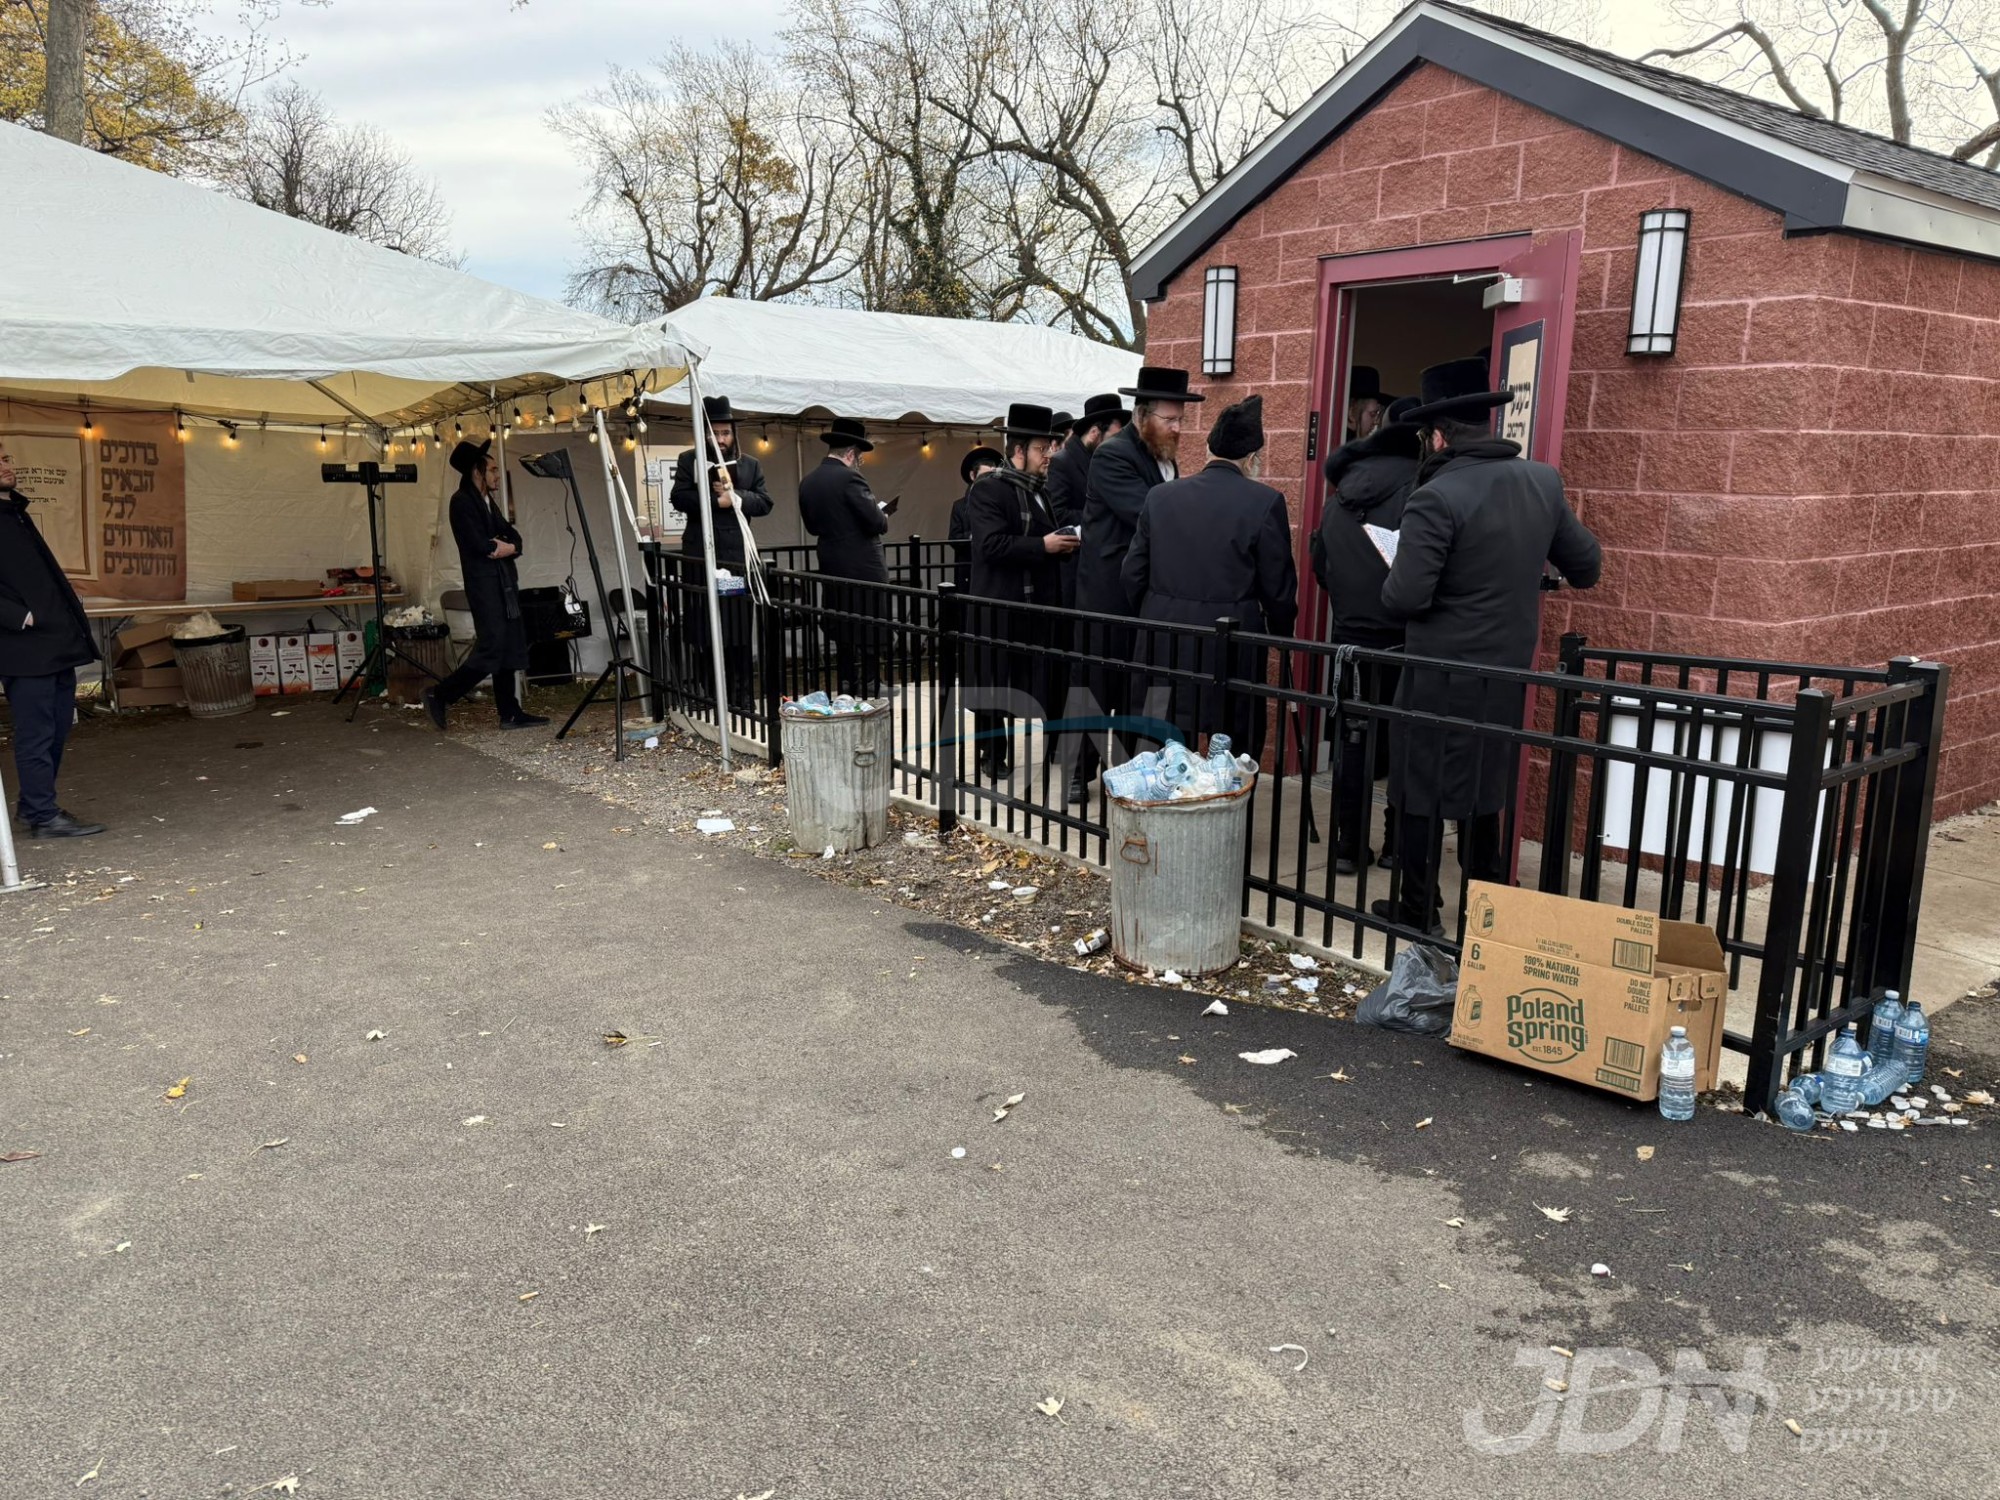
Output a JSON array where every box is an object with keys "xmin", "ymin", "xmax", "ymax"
[
  {"xmin": 1773, "ymin": 990, "xmax": 1961, "ymax": 1132},
  {"xmin": 1103, "ymin": 737, "xmax": 1259, "ymax": 803},
  {"xmin": 782, "ymin": 691, "xmax": 876, "ymax": 717}
]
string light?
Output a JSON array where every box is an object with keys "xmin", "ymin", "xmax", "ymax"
[
  {"xmin": 317, "ymin": 424, "xmax": 327, "ymax": 451},
  {"xmin": 757, "ymin": 425, "xmax": 770, "ymax": 453},
  {"xmin": 920, "ymin": 430, "xmax": 932, "ymax": 455},
  {"xmin": 545, "ymin": 403, "xmax": 557, "ymax": 425},
  {"xmin": 454, "ymin": 421, "xmax": 464, "ymax": 439},
  {"xmin": 221, "ymin": 422, "xmax": 238, "ymax": 448},
  {"xmin": 81, "ymin": 406, "xmax": 95, "ymax": 439},
  {"xmin": 175, "ymin": 411, "xmax": 188, "ymax": 443},
  {"xmin": 635, "ymin": 415, "xmax": 648, "ymax": 435},
  {"xmin": 587, "ymin": 426, "xmax": 600, "ymax": 445},
  {"xmin": 513, "ymin": 405, "xmax": 526, "ymax": 427}
]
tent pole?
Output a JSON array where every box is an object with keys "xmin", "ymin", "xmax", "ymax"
[
  {"xmin": 682, "ymin": 361, "xmax": 734, "ymax": 771},
  {"xmin": 587, "ymin": 406, "xmax": 646, "ymax": 753},
  {"xmin": 0, "ymin": 759, "xmax": 46, "ymax": 895}
]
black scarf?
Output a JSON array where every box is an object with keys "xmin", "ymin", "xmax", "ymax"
[{"xmin": 1417, "ymin": 436, "xmax": 1521, "ymax": 483}]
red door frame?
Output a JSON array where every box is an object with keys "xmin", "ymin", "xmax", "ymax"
[{"xmin": 1297, "ymin": 233, "xmax": 1533, "ymax": 637}]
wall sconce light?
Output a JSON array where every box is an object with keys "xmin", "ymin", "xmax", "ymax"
[
  {"xmin": 1628, "ymin": 209, "xmax": 1690, "ymax": 356},
  {"xmin": 1202, "ymin": 265, "xmax": 1238, "ymax": 377}
]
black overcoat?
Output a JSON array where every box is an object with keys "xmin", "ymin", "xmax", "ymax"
[
  {"xmin": 1075, "ymin": 424, "xmax": 1167, "ymax": 617},
  {"xmin": 966, "ymin": 467, "xmax": 1063, "ymax": 708},
  {"xmin": 1382, "ymin": 439, "xmax": 1601, "ymax": 819},
  {"xmin": 0, "ymin": 492, "xmax": 98, "ymax": 679},
  {"xmin": 449, "ymin": 478, "xmax": 529, "ymax": 671},
  {"xmin": 1309, "ymin": 428, "xmax": 1420, "ymax": 650},
  {"xmin": 671, "ymin": 449, "xmax": 774, "ymax": 572},
  {"xmin": 947, "ymin": 486, "xmax": 973, "ymax": 594},
  {"xmin": 798, "ymin": 457, "xmax": 888, "ymax": 583},
  {"xmin": 1043, "ymin": 438, "xmax": 1093, "ymax": 609},
  {"xmin": 1121, "ymin": 460, "xmax": 1298, "ymax": 750}
]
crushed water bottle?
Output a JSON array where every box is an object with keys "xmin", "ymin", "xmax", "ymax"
[
  {"xmin": 1868, "ymin": 990, "xmax": 1904, "ymax": 1068},
  {"xmin": 1658, "ymin": 1026, "xmax": 1696, "ymax": 1121},
  {"xmin": 1820, "ymin": 1023, "xmax": 1868, "ymax": 1114},
  {"xmin": 1893, "ymin": 1000, "xmax": 1929, "ymax": 1088},
  {"xmin": 1858, "ymin": 1052, "xmax": 1902, "ymax": 1108},
  {"xmin": 1776, "ymin": 1073, "xmax": 1822, "ymax": 1132},
  {"xmin": 793, "ymin": 690, "xmax": 833, "ymax": 716}
]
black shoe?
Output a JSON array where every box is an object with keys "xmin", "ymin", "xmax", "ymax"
[
  {"xmin": 1334, "ymin": 848, "xmax": 1373, "ymax": 877},
  {"xmin": 27, "ymin": 811, "xmax": 105, "ymax": 839},
  {"xmin": 421, "ymin": 687, "xmax": 448, "ymax": 731},
  {"xmin": 1067, "ymin": 777, "xmax": 1090, "ymax": 807},
  {"xmin": 500, "ymin": 712, "xmax": 550, "ymax": 731},
  {"xmin": 1369, "ymin": 898, "xmax": 1444, "ymax": 940},
  {"xmin": 1376, "ymin": 849, "xmax": 1399, "ymax": 871}
]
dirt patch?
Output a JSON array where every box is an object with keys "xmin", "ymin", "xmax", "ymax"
[{"xmin": 463, "ymin": 696, "xmax": 1378, "ymax": 1021}]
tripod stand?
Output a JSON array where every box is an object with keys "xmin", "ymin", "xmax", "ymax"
[
  {"xmin": 324, "ymin": 461, "xmax": 438, "ymax": 720},
  {"xmin": 517, "ymin": 447, "xmax": 653, "ymax": 762}
]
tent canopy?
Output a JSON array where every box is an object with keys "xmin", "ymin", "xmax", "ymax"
[
  {"xmin": 0, "ymin": 121, "xmax": 701, "ymax": 429},
  {"xmin": 649, "ymin": 298, "xmax": 1141, "ymax": 425}
]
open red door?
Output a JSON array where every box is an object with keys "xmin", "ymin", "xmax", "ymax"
[{"xmin": 1488, "ymin": 230, "xmax": 1582, "ymax": 467}]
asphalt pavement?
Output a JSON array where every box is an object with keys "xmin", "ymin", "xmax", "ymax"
[{"xmin": 2, "ymin": 703, "xmax": 1995, "ymax": 1499}]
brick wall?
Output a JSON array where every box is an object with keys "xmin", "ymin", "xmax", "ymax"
[{"xmin": 1146, "ymin": 62, "xmax": 2000, "ymax": 816}]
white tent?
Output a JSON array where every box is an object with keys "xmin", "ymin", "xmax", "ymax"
[
  {"xmin": 0, "ymin": 119, "xmax": 701, "ymax": 425},
  {"xmin": 650, "ymin": 298, "xmax": 1136, "ymax": 424}
]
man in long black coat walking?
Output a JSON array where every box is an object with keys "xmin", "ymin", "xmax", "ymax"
[
  {"xmin": 1075, "ymin": 367, "xmax": 1202, "ymax": 768},
  {"xmin": 0, "ymin": 443, "xmax": 104, "ymax": 838},
  {"xmin": 1121, "ymin": 395, "xmax": 1297, "ymax": 756},
  {"xmin": 798, "ymin": 416, "xmax": 894, "ymax": 695},
  {"xmin": 425, "ymin": 440, "xmax": 548, "ymax": 732},
  {"xmin": 1310, "ymin": 394, "xmax": 1421, "ymax": 874},
  {"xmin": 1377, "ymin": 358, "xmax": 1602, "ymax": 935},
  {"xmin": 963, "ymin": 404, "xmax": 1078, "ymax": 779},
  {"xmin": 671, "ymin": 394, "xmax": 774, "ymax": 701}
]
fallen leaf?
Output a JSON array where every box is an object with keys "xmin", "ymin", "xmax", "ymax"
[
  {"xmin": 1, "ymin": 1150, "xmax": 41, "ymax": 1164},
  {"xmin": 1444, "ymin": 1217, "xmax": 1465, "ymax": 1228},
  {"xmin": 256, "ymin": 1138, "xmax": 289, "ymax": 1151},
  {"xmin": 584, "ymin": 1223, "xmax": 606, "ymax": 1236},
  {"xmin": 164, "ymin": 1077, "xmax": 190, "ymax": 1100},
  {"xmin": 1002, "ymin": 1091, "xmax": 1027, "ymax": 1108},
  {"xmin": 542, "ymin": 842, "xmax": 560, "ymax": 850},
  {"xmin": 1326, "ymin": 1068, "xmax": 1352, "ymax": 1082},
  {"xmin": 76, "ymin": 1459, "xmax": 102, "ymax": 1487},
  {"xmin": 1414, "ymin": 1117, "xmax": 1433, "ymax": 1130},
  {"xmin": 1538, "ymin": 1205, "xmax": 1573, "ymax": 1224},
  {"xmin": 68, "ymin": 1028, "xmax": 90, "ymax": 1037},
  {"xmin": 1784, "ymin": 1418, "xmax": 1805, "ymax": 1438},
  {"xmin": 1177, "ymin": 1054, "xmax": 1197, "ymax": 1065},
  {"xmin": 1635, "ymin": 1145, "xmax": 1655, "ymax": 1162},
  {"xmin": 1035, "ymin": 1397, "xmax": 1063, "ymax": 1418}
]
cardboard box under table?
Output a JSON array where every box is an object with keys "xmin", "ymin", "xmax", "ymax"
[{"xmin": 1451, "ymin": 883, "xmax": 1727, "ymax": 1102}]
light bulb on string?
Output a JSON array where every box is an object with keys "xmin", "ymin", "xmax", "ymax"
[
  {"xmin": 545, "ymin": 403, "xmax": 557, "ymax": 426},
  {"xmin": 454, "ymin": 421, "xmax": 463, "ymax": 439},
  {"xmin": 317, "ymin": 425, "xmax": 327, "ymax": 451},
  {"xmin": 635, "ymin": 416, "xmax": 648, "ymax": 435},
  {"xmin": 175, "ymin": 412, "xmax": 188, "ymax": 443},
  {"xmin": 80, "ymin": 407, "xmax": 95, "ymax": 439}
]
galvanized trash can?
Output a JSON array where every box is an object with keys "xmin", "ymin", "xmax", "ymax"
[
  {"xmin": 782, "ymin": 700, "xmax": 892, "ymax": 853},
  {"xmin": 170, "ymin": 624, "xmax": 253, "ymax": 718},
  {"xmin": 1108, "ymin": 775, "xmax": 1257, "ymax": 976}
]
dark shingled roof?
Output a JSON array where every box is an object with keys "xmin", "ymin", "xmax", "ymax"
[{"xmin": 1440, "ymin": 0, "xmax": 2000, "ymax": 213}]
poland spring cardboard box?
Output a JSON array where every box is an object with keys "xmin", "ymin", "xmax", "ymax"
[{"xmin": 1451, "ymin": 883, "xmax": 1727, "ymax": 1102}]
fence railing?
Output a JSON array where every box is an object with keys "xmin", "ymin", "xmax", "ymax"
[{"xmin": 638, "ymin": 546, "xmax": 1948, "ymax": 1112}]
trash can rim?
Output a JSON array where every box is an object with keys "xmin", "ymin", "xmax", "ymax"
[
  {"xmin": 169, "ymin": 624, "xmax": 249, "ymax": 649},
  {"xmin": 1106, "ymin": 772, "xmax": 1258, "ymax": 812}
]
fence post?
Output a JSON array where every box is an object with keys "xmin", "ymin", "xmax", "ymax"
[
  {"xmin": 1746, "ymin": 687, "xmax": 1834, "ymax": 1114},
  {"xmin": 1875, "ymin": 658, "xmax": 1949, "ymax": 998},
  {"xmin": 1538, "ymin": 632, "xmax": 1587, "ymax": 895},
  {"xmin": 937, "ymin": 582, "xmax": 960, "ymax": 836},
  {"xmin": 760, "ymin": 589, "xmax": 785, "ymax": 768},
  {"xmin": 1211, "ymin": 617, "xmax": 1239, "ymax": 750},
  {"xmin": 905, "ymin": 533, "xmax": 923, "ymax": 590}
]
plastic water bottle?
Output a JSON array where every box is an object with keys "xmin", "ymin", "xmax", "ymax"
[
  {"xmin": 1658, "ymin": 1026, "xmax": 1696, "ymax": 1121},
  {"xmin": 1858, "ymin": 1053, "xmax": 1901, "ymax": 1108},
  {"xmin": 1821, "ymin": 1024, "xmax": 1868, "ymax": 1114},
  {"xmin": 1893, "ymin": 1001, "xmax": 1929, "ymax": 1088},
  {"xmin": 1776, "ymin": 1075, "xmax": 1821, "ymax": 1132},
  {"xmin": 1867, "ymin": 990, "xmax": 1904, "ymax": 1068}
]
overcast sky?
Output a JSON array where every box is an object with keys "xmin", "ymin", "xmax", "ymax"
[{"xmin": 231, "ymin": 0, "xmax": 1676, "ymax": 306}]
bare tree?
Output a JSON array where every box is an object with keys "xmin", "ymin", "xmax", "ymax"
[
  {"xmin": 1641, "ymin": 0, "xmax": 2000, "ymax": 166},
  {"xmin": 227, "ymin": 81, "xmax": 456, "ymax": 261},
  {"xmin": 551, "ymin": 44, "xmax": 865, "ymax": 316}
]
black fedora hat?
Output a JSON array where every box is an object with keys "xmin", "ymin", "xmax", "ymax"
[
  {"xmin": 819, "ymin": 415, "xmax": 873, "ymax": 452},
  {"xmin": 1079, "ymin": 391, "xmax": 1128, "ymax": 430},
  {"xmin": 702, "ymin": 394, "xmax": 736, "ymax": 424},
  {"xmin": 1348, "ymin": 365, "xmax": 1389, "ymax": 403},
  {"xmin": 448, "ymin": 438, "xmax": 491, "ymax": 476},
  {"xmin": 1000, "ymin": 402, "xmax": 1061, "ymax": 440},
  {"xmin": 960, "ymin": 445, "xmax": 1004, "ymax": 485},
  {"xmin": 1117, "ymin": 366, "xmax": 1205, "ymax": 404},
  {"xmin": 1403, "ymin": 357, "xmax": 1509, "ymax": 426},
  {"xmin": 1050, "ymin": 410, "xmax": 1074, "ymax": 436}
]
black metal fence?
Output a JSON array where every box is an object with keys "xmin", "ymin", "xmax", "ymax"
[{"xmin": 638, "ymin": 543, "xmax": 1948, "ymax": 1112}]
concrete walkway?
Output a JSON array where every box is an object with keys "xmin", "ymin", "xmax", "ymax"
[{"xmin": 2, "ymin": 704, "xmax": 1996, "ymax": 1498}]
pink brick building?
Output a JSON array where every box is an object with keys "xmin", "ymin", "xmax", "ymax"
[{"xmin": 1132, "ymin": 1, "xmax": 2000, "ymax": 816}]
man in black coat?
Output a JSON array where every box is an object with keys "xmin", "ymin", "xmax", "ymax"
[
  {"xmin": 963, "ymin": 404, "xmax": 1078, "ymax": 779},
  {"xmin": 671, "ymin": 395, "xmax": 774, "ymax": 700},
  {"xmin": 948, "ymin": 445, "xmax": 1002, "ymax": 595},
  {"xmin": 1043, "ymin": 391, "xmax": 1125, "ymax": 801},
  {"xmin": 1376, "ymin": 358, "xmax": 1602, "ymax": 935},
  {"xmin": 0, "ymin": 444, "xmax": 104, "ymax": 838},
  {"xmin": 798, "ymin": 416, "xmax": 895, "ymax": 695},
  {"xmin": 1121, "ymin": 395, "xmax": 1297, "ymax": 756},
  {"xmin": 1309, "ymin": 394, "xmax": 1421, "ymax": 875},
  {"xmin": 1075, "ymin": 367, "xmax": 1202, "ymax": 776},
  {"xmin": 424, "ymin": 439, "xmax": 547, "ymax": 731}
]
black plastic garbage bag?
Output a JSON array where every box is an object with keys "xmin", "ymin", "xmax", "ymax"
[{"xmin": 1355, "ymin": 944, "xmax": 1458, "ymax": 1036}]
